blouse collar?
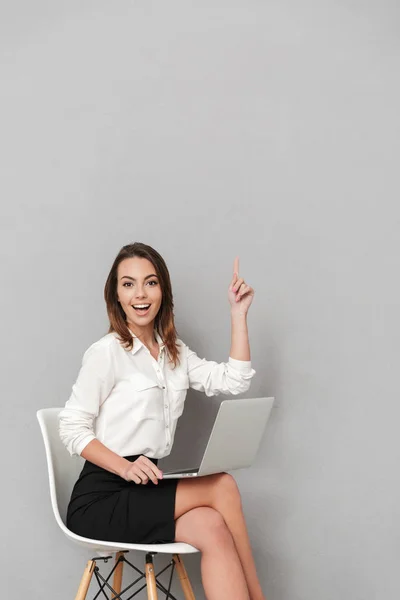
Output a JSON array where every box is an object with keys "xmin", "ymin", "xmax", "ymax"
[{"xmin": 128, "ymin": 328, "xmax": 165, "ymax": 355}]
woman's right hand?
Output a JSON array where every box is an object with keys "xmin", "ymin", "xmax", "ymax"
[{"xmin": 121, "ymin": 455, "xmax": 163, "ymax": 485}]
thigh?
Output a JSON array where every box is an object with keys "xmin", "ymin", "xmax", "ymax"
[{"xmin": 174, "ymin": 472, "xmax": 241, "ymax": 520}]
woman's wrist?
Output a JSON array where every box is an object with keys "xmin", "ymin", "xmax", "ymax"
[
  {"xmin": 230, "ymin": 310, "xmax": 248, "ymax": 322},
  {"xmin": 118, "ymin": 457, "xmax": 133, "ymax": 480}
]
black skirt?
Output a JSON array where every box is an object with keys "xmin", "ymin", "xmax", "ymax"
[{"xmin": 66, "ymin": 455, "xmax": 179, "ymax": 544}]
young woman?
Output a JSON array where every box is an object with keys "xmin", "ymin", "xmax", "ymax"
[{"xmin": 59, "ymin": 242, "xmax": 265, "ymax": 600}]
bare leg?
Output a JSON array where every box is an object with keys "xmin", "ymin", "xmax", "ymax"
[
  {"xmin": 175, "ymin": 506, "xmax": 250, "ymax": 600},
  {"xmin": 175, "ymin": 473, "xmax": 265, "ymax": 600}
]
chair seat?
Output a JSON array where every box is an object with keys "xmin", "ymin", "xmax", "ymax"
[{"xmin": 64, "ymin": 526, "xmax": 199, "ymax": 555}]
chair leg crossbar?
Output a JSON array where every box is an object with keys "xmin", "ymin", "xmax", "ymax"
[{"xmin": 75, "ymin": 551, "xmax": 196, "ymax": 600}]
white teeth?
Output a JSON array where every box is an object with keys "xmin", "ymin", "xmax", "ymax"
[{"xmin": 133, "ymin": 304, "xmax": 150, "ymax": 309}]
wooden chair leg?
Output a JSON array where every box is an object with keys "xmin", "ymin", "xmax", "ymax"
[
  {"xmin": 173, "ymin": 554, "xmax": 196, "ymax": 600},
  {"xmin": 75, "ymin": 560, "xmax": 96, "ymax": 600},
  {"xmin": 112, "ymin": 551, "xmax": 125, "ymax": 599},
  {"xmin": 145, "ymin": 553, "xmax": 158, "ymax": 600}
]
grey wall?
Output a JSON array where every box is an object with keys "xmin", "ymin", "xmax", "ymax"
[{"xmin": 1, "ymin": 1, "xmax": 399, "ymax": 598}]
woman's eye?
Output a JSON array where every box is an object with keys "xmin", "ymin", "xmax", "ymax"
[{"xmin": 122, "ymin": 281, "xmax": 158, "ymax": 287}]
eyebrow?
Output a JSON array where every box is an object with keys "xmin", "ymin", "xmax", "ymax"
[{"xmin": 120, "ymin": 274, "xmax": 158, "ymax": 281}]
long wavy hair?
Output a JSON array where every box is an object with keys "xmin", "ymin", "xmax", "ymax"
[{"xmin": 104, "ymin": 242, "xmax": 181, "ymax": 369}]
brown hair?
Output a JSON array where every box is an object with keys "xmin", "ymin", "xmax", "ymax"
[{"xmin": 104, "ymin": 242, "xmax": 181, "ymax": 369}]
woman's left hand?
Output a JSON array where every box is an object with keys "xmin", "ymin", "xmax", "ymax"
[{"xmin": 228, "ymin": 256, "xmax": 255, "ymax": 316}]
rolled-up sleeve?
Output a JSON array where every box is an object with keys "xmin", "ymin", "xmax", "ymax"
[
  {"xmin": 58, "ymin": 341, "xmax": 115, "ymax": 456},
  {"xmin": 184, "ymin": 343, "xmax": 256, "ymax": 397}
]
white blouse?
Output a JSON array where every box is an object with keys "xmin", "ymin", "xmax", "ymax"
[{"xmin": 58, "ymin": 330, "xmax": 256, "ymax": 459}]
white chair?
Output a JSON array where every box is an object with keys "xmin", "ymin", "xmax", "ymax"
[{"xmin": 37, "ymin": 408, "xmax": 200, "ymax": 600}]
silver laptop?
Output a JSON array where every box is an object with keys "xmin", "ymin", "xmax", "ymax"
[{"xmin": 162, "ymin": 396, "xmax": 275, "ymax": 478}]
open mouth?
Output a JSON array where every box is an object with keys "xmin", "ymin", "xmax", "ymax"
[{"xmin": 132, "ymin": 304, "xmax": 151, "ymax": 315}]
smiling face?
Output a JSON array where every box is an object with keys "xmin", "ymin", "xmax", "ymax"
[{"xmin": 116, "ymin": 257, "xmax": 163, "ymax": 332}]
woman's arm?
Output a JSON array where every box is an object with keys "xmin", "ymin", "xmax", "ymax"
[
  {"xmin": 183, "ymin": 258, "xmax": 256, "ymax": 397},
  {"xmin": 80, "ymin": 438, "xmax": 131, "ymax": 478},
  {"xmin": 229, "ymin": 256, "xmax": 254, "ymax": 361},
  {"xmin": 58, "ymin": 341, "xmax": 114, "ymax": 456},
  {"xmin": 230, "ymin": 312, "xmax": 250, "ymax": 361},
  {"xmin": 82, "ymin": 439, "xmax": 163, "ymax": 484}
]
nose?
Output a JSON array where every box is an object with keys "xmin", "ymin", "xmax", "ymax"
[{"xmin": 134, "ymin": 286, "xmax": 147, "ymax": 300}]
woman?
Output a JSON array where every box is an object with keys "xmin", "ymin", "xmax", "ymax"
[{"xmin": 59, "ymin": 242, "xmax": 265, "ymax": 600}]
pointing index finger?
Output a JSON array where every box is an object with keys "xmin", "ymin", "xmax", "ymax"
[{"xmin": 233, "ymin": 256, "xmax": 239, "ymax": 276}]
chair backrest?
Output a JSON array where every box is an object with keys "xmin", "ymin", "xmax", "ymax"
[{"xmin": 37, "ymin": 408, "xmax": 84, "ymax": 530}]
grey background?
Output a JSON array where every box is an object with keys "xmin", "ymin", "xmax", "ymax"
[{"xmin": 1, "ymin": 1, "xmax": 399, "ymax": 598}]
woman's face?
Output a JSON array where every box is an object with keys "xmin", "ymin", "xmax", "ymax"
[{"xmin": 116, "ymin": 257, "xmax": 163, "ymax": 328}]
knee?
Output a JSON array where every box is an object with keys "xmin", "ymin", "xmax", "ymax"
[
  {"xmin": 213, "ymin": 472, "xmax": 242, "ymax": 507},
  {"xmin": 200, "ymin": 507, "xmax": 233, "ymax": 550},
  {"xmin": 178, "ymin": 507, "xmax": 233, "ymax": 552}
]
